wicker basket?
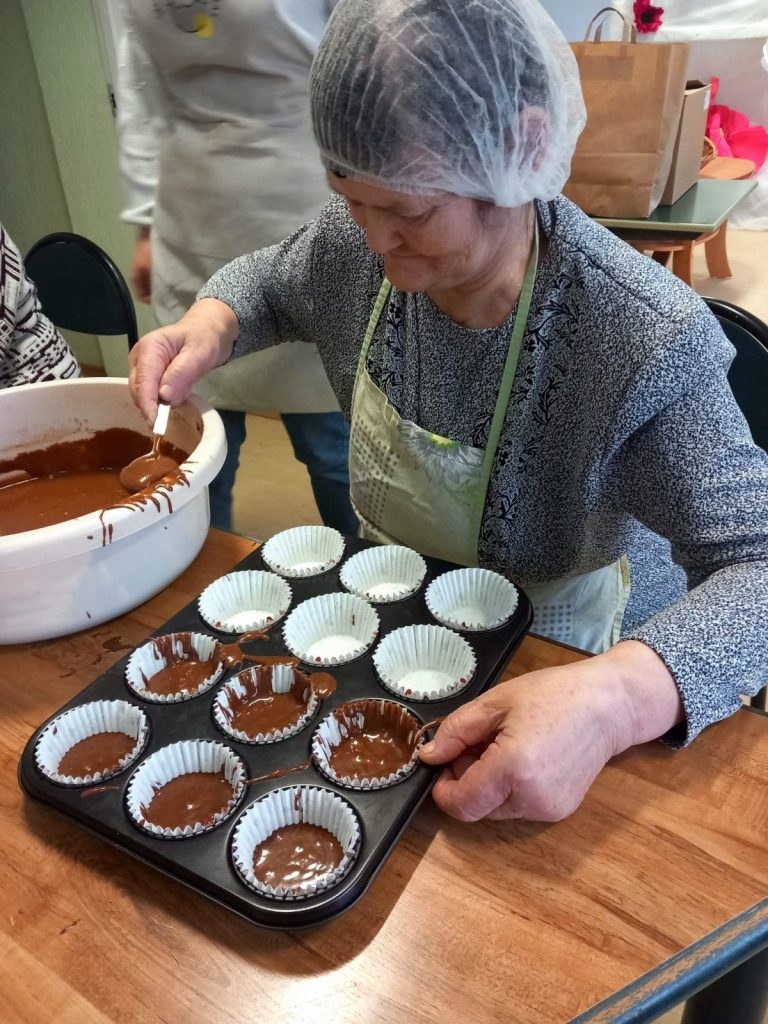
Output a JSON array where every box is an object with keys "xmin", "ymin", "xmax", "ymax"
[{"xmin": 701, "ymin": 137, "xmax": 717, "ymax": 169}]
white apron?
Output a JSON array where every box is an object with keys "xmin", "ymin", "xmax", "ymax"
[{"xmin": 348, "ymin": 229, "xmax": 630, "ymax": 654}]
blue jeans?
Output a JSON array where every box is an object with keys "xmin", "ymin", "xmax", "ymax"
[{"xmin": 209, "ymin": 409, "xmax": 358, "ymax": 535}]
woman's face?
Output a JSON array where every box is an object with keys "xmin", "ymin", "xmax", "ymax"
[{"xmin": 328, "ymin": 174, "xmax": 508, "ymax": 295}]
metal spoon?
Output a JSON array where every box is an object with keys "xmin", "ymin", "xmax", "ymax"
[{"xmin": 119, "ymin": 402, "xmax": 177, "ymax": 493}]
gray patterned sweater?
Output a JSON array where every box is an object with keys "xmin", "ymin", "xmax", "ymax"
[{"xmin": 199, "ymin": 194, "xmax": 768, "ymax": 744}]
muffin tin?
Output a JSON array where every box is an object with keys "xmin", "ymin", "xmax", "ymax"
[{"xmin": 18, "ymin": 535, "xmax": 532, "ymax": 929}]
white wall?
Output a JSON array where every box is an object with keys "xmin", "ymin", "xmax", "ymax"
[{"xmin": 539, "ymin": 0, "xmax": 600, "ymax": 41}]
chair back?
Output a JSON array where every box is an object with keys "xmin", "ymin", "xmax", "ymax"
[
  {"xmin": 705, "ymin": 297, "xmax": 768, "ymax": 453},
  {"xmin": 24, "ymin": 232, "xmax": 139, "ymax": 350}
]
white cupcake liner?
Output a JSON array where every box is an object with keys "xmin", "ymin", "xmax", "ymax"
[
  {"xmin": 125, "ymin": 740, "xmax": 246, "ymax": 839},
  {"xmin": 261, "ymin": 526, "xmax": 345, "ymax": 578},
  {"xmin": 197, "ymin": 570, "xmax": 292, "ymax": 633},
  {"xmin": 311, "ymin": 699, "xmax": 422, "ymax": 790},
  {"xmin": 282, "ymin": 593, "xmax": 379, "ymax": 666},
  {"xmin": 373, "ymin": 624, "xmax": 477, "ymax": 702},
  {"xmin": 231, "ymin": 785, "xmax": 361, "ymax": 901},
  {"xmin": 425, "ymin": 567, "xmax": 519, "ymax": 631},
  {"xmin": 339, "ymin": 545, "xmax": 427, "ymax": 604},
  {"xmin": 125, "ymin": 631, "xmax": 224, "ymax": 703},
  {"xmin": 212, "ymin": 663, "xmax": 319, "ymax": 744},
  {"xmin": 35, "ymin": 700, "xmax": 149, "ymax": 787}
]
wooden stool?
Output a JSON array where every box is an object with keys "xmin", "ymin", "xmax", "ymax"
[{"xmin": 627, "ymin": 157, "xmax": 756, "ymax": 287}]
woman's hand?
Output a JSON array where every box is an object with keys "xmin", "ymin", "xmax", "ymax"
[
  {"xmin": 131, "ymin": 226, "xmax": 152, "ymax": 304},
  {"xmin": 418, "ymin": 640, "xmax": 683, "ymax": 822},
  {"xmin": 128, "ymin": 298, "xmax": 240, "ymax": 424}
]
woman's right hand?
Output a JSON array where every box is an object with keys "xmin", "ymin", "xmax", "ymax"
[{"xmin": 128, "ymin": 298, "xmax": 240, "ymax": 424}]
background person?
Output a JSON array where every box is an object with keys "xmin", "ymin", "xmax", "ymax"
[
  {"xmin": 126, "ymin": 0, "xmax": 768, "ymax": 822},
  {"xmin": 0, "ymin": 222, "xmax": 80, "ymax": 389},
  {"xmin": 114, "ymin": 0, "xmax": 357, "ymax": 534}
]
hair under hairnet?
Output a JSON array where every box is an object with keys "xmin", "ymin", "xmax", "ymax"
[{"xmin": 310, "ymin": 0, "xmax": 586, "ymax": 208}]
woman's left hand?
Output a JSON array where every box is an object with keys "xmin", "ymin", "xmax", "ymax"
[{"xmin": 417, "ymin": 640, "xmax": 683, "ymax": 822}]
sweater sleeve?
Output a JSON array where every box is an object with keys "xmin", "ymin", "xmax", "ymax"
[
  {"xmin": 606, "ymin": 304, "xmax": 768, "ymax": 743},
  {"xmin": 114, "ymin": 0, "xmax": 169, "ymax": 226}
]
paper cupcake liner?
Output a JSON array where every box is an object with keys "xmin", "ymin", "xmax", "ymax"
[
  {"xmin": 425, "ymin": 567, "xmax": 519, "ymax": 631},
  {"xmin": 311, "ymin": 699, "xmax": 423, "ymax": 790},
  {"xmin": 198, "ymin": 570, "xmax": 292, "ymax": 633},
  {"xmin": 35, "ymin": 700, "xmax": 149, "ymax": 787},
  {"xmin": 339, "ymin": 545, "xmax": 427, "ymax": 604},
  {"xmin": 125, "ymin": 631, "xmax": 224, "ymax": 704},
  {"xmin": 261, "ymin": 525, "xmax": 345, "ymax": 578},
  {"xmin": 282, "ymin": 593, "xmax": 379, "ymax": 666},
  {"xmin": 212, "ymin": 663, "xmax": 320, "ymax": 744},
  {"xmin": 125, "ymin": 740, "xmax": 246, "ymax": 839},
  {"xmin": 231, "ymin": 786, "xmax": 361, "ymax": 901},
  {"xmin": 372, "ymin": 624, "xmax": 477, "ymax": 702}
]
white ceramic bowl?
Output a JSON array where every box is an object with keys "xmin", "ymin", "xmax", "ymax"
[{"xmin": 0, "ymin": 378, "xmax": 226, "ymax": 643}]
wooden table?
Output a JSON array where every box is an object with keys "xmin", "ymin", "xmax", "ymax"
[{"xmin": 1, "ymin": 529, "xmax": 766, "ymax": 1024}]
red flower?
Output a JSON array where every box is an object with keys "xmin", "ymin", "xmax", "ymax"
[{"xmin": 633, "ymin": 0, "xmax": 664, "ymax": 33}]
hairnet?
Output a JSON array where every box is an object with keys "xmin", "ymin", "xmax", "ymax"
[{"xmin": 309, "ymin": 0, "xmax": 586, "ymax": 208}]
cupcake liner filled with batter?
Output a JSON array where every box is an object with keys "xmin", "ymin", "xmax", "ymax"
[
  {"xmin": 282, "ymin": 592, "xmax": 379, "ymax": 666},
  {"xmin": 373, "ymin": 623, "xmax": 477, "ymax": 701},
  {"xmin": 125, "ymin": 739, "xmax": 246, "ymax": 839},
  {"xmin": 339, "ymin": 544, "xmax": 427, "ymax": 604},
  {"xmin": 125, "ymin": 631, "xmax": 225, "ymax": 703},
  {"xmin": 231, "ymin": 785, "xmax": 361, "ymax": 901},
  {"xmin": 260, "ymin": 525, "xmax": 345, "ymax": 578},
  {"xmin": 212, "ymin": 663, "xmax": 321, "ymax": 744},
  {"xmin": 311, "ymin": 698, "xmax": 423, "ymax": 790},
  {"xmin": 197, "ymin": 570, "xmax": 292, "ymax": 633},
  {"xmin": 425, "ymin": 567, "xmax": 518, "ymax": 631},
  {"xmin": 34, "ymin": 699, "xmax": 149, "ymax": 786}
]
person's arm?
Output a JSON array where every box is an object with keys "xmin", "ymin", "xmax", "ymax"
[{"xmin": 113, "ymin": 0, "xmax": 169, "ymax": 300}]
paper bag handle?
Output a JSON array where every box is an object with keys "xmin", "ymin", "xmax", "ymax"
[{"xmin": 584, "ymin": 7, "xmax": 637, "ymax": 43}]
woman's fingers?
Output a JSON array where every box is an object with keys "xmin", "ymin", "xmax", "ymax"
[{"xmin": 418, "ymin": 696, "xmax": 505, "ymax": 765}]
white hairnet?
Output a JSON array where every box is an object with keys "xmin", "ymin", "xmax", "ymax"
[{"xmin": 310, "ymin": 0, "xmax": 586, "ymax": 208}]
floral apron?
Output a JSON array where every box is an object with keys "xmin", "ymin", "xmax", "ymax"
[{"xmin": 348, "ymin": 228, "xmax": 630, "ymax": 653}]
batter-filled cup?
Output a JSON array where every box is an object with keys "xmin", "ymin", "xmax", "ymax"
[
  {"xmin": 372, "ymin": 623, "xmax": 477, "ymax": 701},
  {"xmin": 260, "ymin": 525, "xmax": 345, "ymax": 578},
  {"xmin": 339, "ymin": 544, "xmax": 427, "ymax": 604},
  {"xmin": 125, "ymin": 739, "xmax": 246, "ymax": 839},
  {"xmin": 197, "ymin": 570, "xmax": 292, "ymax": 633},
  {"xmin": 125, "ymin": 631, "xmax": 224, "ymax": 703},
  {"xmin": 34, "ymin": 699, "xmax": 149, "ymax": 786},
  {"xmin": 311, "ymin": 698, "xmax": 423, "ymax": 790},
  {"xmin": 231, "ymin": 785, "xmax": 361, "ymax": 901},
  {"xmin": 282, "ymin": 592, "xmax": 379, "ymax": 666},
  {"xmin": 212, "ymin": 663, "xmax": 321, "ymax": 744},
  {"xmin": 425, "ymin": 567, "xmax": 518, "ymax": 631}
]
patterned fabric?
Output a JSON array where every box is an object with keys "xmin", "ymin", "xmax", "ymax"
[
  {"xmin": 198, "ymin": 193, "xmax": 768, "ymax": 744},
  {"xmin": 0, "ymin": 225, "xmax": 80, "ymax": 388}
]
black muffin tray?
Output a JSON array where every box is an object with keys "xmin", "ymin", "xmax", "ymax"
[{"xmin": 18, "ymin": 536, "xmax": 532, "ymax": 929}]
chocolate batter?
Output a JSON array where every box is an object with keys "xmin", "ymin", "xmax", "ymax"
[
  {"xmin": 251, "ymin": 823, "xmax": 344, "ymax": 889},
  {"xmin": 0, "ymin": 428, "xmax": 189, "ymax": 536},
  {"xmin": 324, "ymin": 701, "xmax": 420, "ymax": 780},
  {"xmin": 58, "ymin": 731, "xmax": 137, "ymax": 778},
  {"xmin": 140, "ymin": 634, "xmax": 220, "ymax": 695},
  {"xmin": 220, "ymin": 666, "xmax": 314, "ymax": 736},
  {"xmin": 141, "ymin": 772, "xmax": 235, "ymax": 829}
]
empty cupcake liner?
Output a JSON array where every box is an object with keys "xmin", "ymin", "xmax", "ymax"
[
  {"xmin": 125, "ymin": 631, "xmax": 224, "ymax": 703},
  {"xmin": 198, "ymin": 570, "xmax": 292, "ymax": 633},
  {"xmin": 261, "ymin": 525, "xmax": 345, "ymax": 578},
  {"xmin": 212, "ymin": 663, "xmax": 319, "ymax": 744},
  {"xmin": 35, "ymin": 700, "xmax": 149, "ymax": 787},
  {"xmin": 282, "ymin": 593, "xmax": 379, "ymax": 666},
  {"xmin": 231, "ymin": 785, "xmax": 361, "ymax": 901},
  {"xmin": 373, "ymin": 624, "xmax": 477, "ymax": 702},
  {"xmin": 425, "ymin": 567, "xmax": 519, "ymax": 631},
  {"xmin": 339, "ymin": 545, "xmax": 427, "ymax": 604},
  {"xmin": 125, "ymin": 740, "xmax": 246, "ymax": 839},
  {"xmin": 311, "ymin": 699, "xmax": 423, "ymax": 790}
]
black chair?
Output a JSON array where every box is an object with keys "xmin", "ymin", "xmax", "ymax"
[
  {"xmin": 705, "ymin": 297, "xmax": 768, "ymax": 710},
  {"xmin": 24, "ymin": 232, "xmax": 139, "ymax": 350}
]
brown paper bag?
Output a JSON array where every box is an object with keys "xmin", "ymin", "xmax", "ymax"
[{"xmin": 563, "ymin": 7, "xmax": 690, "ymax": 218}]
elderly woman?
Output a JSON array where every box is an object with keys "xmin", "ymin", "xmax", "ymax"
[{"xmin": 129, "ymin": 0, "xmax": 768, "ymax": 823}]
